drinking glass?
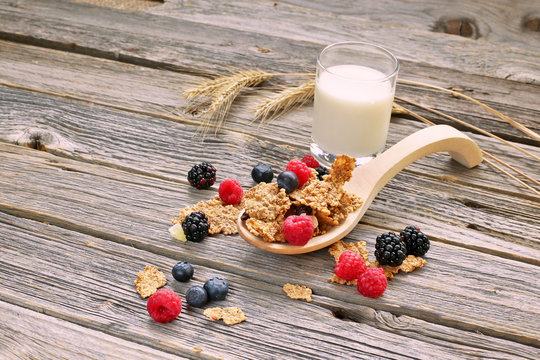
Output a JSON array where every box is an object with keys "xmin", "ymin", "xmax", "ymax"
[{"xmin": 311, "ymin": 41, "xmax": 399, "ymax": 166}]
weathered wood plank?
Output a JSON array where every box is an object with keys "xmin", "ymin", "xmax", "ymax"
[
  {"xmin": 149, "ymin": 0, "xmax": 540, "ymax": 53},
  {"xmin": 1, "ymin": 212, "xmax": 538, "ymax": 358},
  {"xmin": 1, "ymin": 40, "xmax": 539, "ymax": 146},
  {"xmin": 0, "ymin": 82, "xmax": 537, "ymax": 200},
  {"xmin": 0, "ymin": 301, "xmax": 182, "ymax": 360},
  {"xmin": 0, "ymin": 143, "xmax": 539, "ymax": 346},
  {"xmin": 0, "ymin": 86, "xmax": 538, "ymax": 260},
  {"xmin": 0, "ymin": 0, "xmax": 539, "ymax": 84}
]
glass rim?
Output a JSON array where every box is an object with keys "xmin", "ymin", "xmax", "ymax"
[{"xmin": 317, "ymin": 41, "xmax": 400, "ymax": 83}]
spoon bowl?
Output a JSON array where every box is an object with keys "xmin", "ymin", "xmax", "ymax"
[{"xmin": 238, "ymin": 125, "xmax": 483, "ymax": 254}]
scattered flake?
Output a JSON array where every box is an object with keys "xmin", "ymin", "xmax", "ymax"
[
  {"xmin": 203, "ymin": 307, "xmax": 247, "ymax": 325},
  {"xmin": 193, "ymin": 348, "xmax": 202, "ymax": 354},
  {"xmin": 328, "ymin": 274, "xmax": 357, "ymax": 286},
  {"xmin": 134, "ymin": 265, "xmax": 167, "ymax": 298},
  {"xmin": 374, "ymin": 255, "xmax": 428, "ymax": 279},
  {"xmin": 328, "ymin": 240, "xmax": 370, "ymax": 264},
  {"xmin": 245, "ymin": 216, "xmax": 286, "ymax": 242},
  {"xmin": 172, "ymin": 196, "xmax": 242, "ymax": 235},
  {"xmin": 243, "ymin": 183, "xmax": 291, "ymax": 222},
  {"xmin": 283, "ymin": 283, "xmax": 313, "ymax": 302}
]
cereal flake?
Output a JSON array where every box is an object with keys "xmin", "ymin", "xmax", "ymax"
[
  {"xmin": 375, "ymin": 255, "xmax": 428, "ymax": 279},
  {"xmin": 203, "ymin": 307, "xmax": 247, "ymax": 325},
  {"xmin": 134, "ymin": 265, "xmax": 167, "ymax": 298},
  {"xmin": 172, "ymin": 196, "xmax": 242, "ymax": 235},
  {"xmin": 283, "ymin": 283, "xmax": 313, "ymax": 302}
]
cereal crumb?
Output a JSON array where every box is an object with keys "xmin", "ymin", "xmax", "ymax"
[
  {"xmin": 134, "ymin": 265, "xmax": 167, "ymax": 298},
  {"xmin": 203, "ymin": 307, "xmax": 247, "ymax": 325},
  {"xmin": 374, "ymin": 255, "xmax": 428, "ymax": 279},
  {"xmin": 193, "ymin": 347, "xmax": 202, "ymax": 354},
  {"xmin": 172, "ymin": 196, "xmax": 242, "ymax": 235},
  {"xmin": 328, "ymin": 240, "xmax": 370, "ymax": 264},
  {"xmin": 328, "ymin": 274, "xmax": 357, "ymax": 286},
  {"xmin": 283, "ymin": 283, "xmax": 313, "ymax": 302}
]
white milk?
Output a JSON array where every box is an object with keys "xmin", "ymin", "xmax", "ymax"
[{"xmin": 312, "ymin": 64, "xmax": 394, "ymax": 157}]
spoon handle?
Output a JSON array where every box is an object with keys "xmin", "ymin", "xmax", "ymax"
[{"xmin": 346, "ymin": 125, "xmax": 483, "ymax": 203}]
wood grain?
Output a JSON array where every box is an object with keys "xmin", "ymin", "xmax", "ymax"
[
  {"xmin": 1, "ymin": 212, "xmax": 538, "ymax": 358},
  {"xmin": 1, "ymin": 40, "xmax": 539, "ymax": 146},
  {"xmin": 0, "ymin": 85, "xmax": 538, "ymax": 257},
  {"xmin": 0, "ymin": 82, "xmax": 537, "ymax": 198},
  {"xmin": 145, "ymin": 0, "xmax": 540, "ymax": 83},
  {"xmin": 164, "ymin": 0, "xmax": 540, "ymax": 51},
  {"xmin": 0, "ymin": 143, "xmax": 539, "ymax": 347},
  {"xmin": 0, "ymin": 301, "xmax": 181, "ymax": 360},
  {"xmin": 0, "ymin": 0, "xmax": 539, "ymax": 84}
]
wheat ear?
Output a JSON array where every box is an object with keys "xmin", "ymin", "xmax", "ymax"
[{"xmin": 255, "ymin": 79, "xmax": 315, "ymax": 123}]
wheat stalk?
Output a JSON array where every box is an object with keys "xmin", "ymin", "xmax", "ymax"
[
  {"xmin": 396, "ymin": 96, "xmax": 540, "ymax": 163},
  {"xmin": 397, "ymin": 79, "xmax": 540, "ymax": 142},
  {"xmin": 393, "ymin": 103, "xmax": 540, "ymax": 195},
  {"xmin": 255, "ymin": 79, "xmax": 315, "ymax": 123}
]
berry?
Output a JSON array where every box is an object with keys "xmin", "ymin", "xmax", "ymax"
[
  {"xmin": 400, "ymin": 225, "xmax": 430, "ymax": 257},
  {"xmin": 172, "ymin": 261, "xmax": 194, "ymax": 282},
  {"xmin": 187, "ymin": 162, "xmax": 216, "ymax": 189},
  {"xmin": 181, "ymin": 212, "xmax": 210, "ymax": 242},
  {"xmin": 185, "ymin": 286, "xmax": 208, "ymax": 308},
  {"xmin": 301, "ymin": 155, "xmax": 320, "ymax": 168},
  {"xmin": 315, "ymin": 166, "xmax": 329, "ymax": 181},
  {"xmin": 277, "ymin": 171, "xmax": 299, "ymax": 194},
  {"xmin": 285, "ymin": 159, "xmax": 312, "ymax": 187},
  {"xmin": 219, "ymin": 179, "xmax": 243, "ymax": 205},
  {"xmin": 282, "ymin": 215, "xmax": 314, "ymax": 246},
  {"xmin": 375, "ymin": 232, "xmax": 407, "ymax": 267},
  {"xmin": 357, "ymin": 268, "xmax": 387, "ymax": 298},
  {"xmin": 146, "ymin": 288, "xmax": 182, "ymax": 323},
  {"xmin": 334, "ymin": 251, "xmax": 367, "ymax": 281},
  {"xmin": 204, "ymin": 277, "xmax": 229, "ymax": 301},
  {"xmin": 251, "ymin": 164, "xmax": 274, "ymax": 183}
]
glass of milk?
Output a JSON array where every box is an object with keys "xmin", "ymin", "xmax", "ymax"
[{"xmin": 311, "ymin": 41, "xmax": 399, "ymax": 166}]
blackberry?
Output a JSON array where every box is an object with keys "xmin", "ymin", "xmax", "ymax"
[
  {"xmin": 375, "ymin": 232, "xmax": 407, "ymax": 267},
  {"xmin": 181, "ymin": 212, "xmax": 210, "ymax": 242},
  {"xmin": 400, "ymin": 226, "xmax": 430, "ymax": 256},
  {"xmin": 187, "ymin": 162, "xmax": 216, "ymax": 189},
  {"xmin": 315, "ymin": 166, "xmax": 329, "ymax": 181}
]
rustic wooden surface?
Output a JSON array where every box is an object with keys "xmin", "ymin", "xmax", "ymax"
[{"xmin": 0, "ymin": 0, "xmax": 539, "ymax": 359}]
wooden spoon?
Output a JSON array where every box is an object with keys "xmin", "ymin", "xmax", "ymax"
[{"xmin": 238, "ymin": 125, "xmax": 483, "ymax": 254}]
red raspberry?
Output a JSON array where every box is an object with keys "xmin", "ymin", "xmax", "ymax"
[
  {"xmin": 147, "ymin": 288, "xmax": 182, "ymax": 323},
  {"xmin": 218, "ymin": 179, "xmax": 243, "ymax": 205},
  {"xmin": 334, "ymin": 251, "xmax": 367, "ymax": 281},
  {"xmin": 301, "ymin": 155, "xmax": 320, "ymax": 168},
  {"xmin": 357, "ymin": 268, "xmax": 387, "ymax": 298},
  {"xmin": 285, "ymin": 159, "xmax": 312, "ymax": 187},
  {"xmin": 282, "ymin": 215, "xmax": 314, "ymax": 246}
]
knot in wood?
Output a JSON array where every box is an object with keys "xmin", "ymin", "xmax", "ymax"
[
  {"xmin": 14, "ymin": 127, "xmax": 66, "ymax": 152},
  {"xmin": 434, "ymin": 17, "xmax": 478, "ymax": 39},
  {"xmin": 523, "ymin": 16, "xmax": 540, "ymax": 32}
]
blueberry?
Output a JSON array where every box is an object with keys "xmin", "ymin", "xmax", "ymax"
[
  {"xmin": 277, "ymin": 171, "xmax": 299, "ymax": 194},
  {"xmin": 185, "ymin": 286, "xmax": 208, "ymax": 308},
  {"xmin": 251, "ymin": 164, "xmax": 274, "ymax": 183},
  {"xmin": 204, "ymin": 277, "xmax": 229, "ymax": 301},
  {"xmin": 172, "ymin": 262, "xmax": 194, "ymax": 282}
]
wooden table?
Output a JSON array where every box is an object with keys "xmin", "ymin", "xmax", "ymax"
[{"xmin": 1, "ymin": 0, "xmax": 539, "ymax": 358}]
